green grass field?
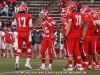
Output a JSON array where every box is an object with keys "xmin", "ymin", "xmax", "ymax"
[{"xmin": 0, "ymin": 58, "xmax": 100, "ymax": 75}]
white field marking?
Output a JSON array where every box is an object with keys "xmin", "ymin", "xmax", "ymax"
[
  {"xmin": 0, "ymin": 68, "xmax": 62, "ymax": 75},
  {"xmin": 0, "ymin": 62, "xmax": 41, "ymax": 63},
  {"xmin": 0, "ymin": 69, "xmax": 34, "ymax": 75},
  {"xmin": 0, "ymin": 60, "xmax": 67, "ymax": 63}
]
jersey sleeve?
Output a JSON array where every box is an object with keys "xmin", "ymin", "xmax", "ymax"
[
  {"xmin": 66, "ymin": 13, "xmax": 72, "ymax": 22},
  {"xmin": 47, "ymin": 17, "xmax": 56, "ymax": 25},
  {"xmin": 13, "ymin": 15, "xmax": 18, "ymax": 27},
  {"xmin": 29, "ymin": 14, "xmax": 33, "ymax": 30}
]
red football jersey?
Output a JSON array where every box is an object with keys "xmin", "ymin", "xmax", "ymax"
[
  {"xmin": 82, "ymin": 15, "xmax": 93, "ymax": 35},
  {"xmin": 66, "ymin": 12, "xmax": 82, "ymax": 33},
  {"xmin": 91, "ymin": 16, "xmax": 99, "ymax": 36},
  {"xmin": 14, "ymin": 13, "xmax": 33, "ymax": 32},
  {"xmin": 39, "ymin": 17, "xmax": 55, "ymax": 37},
  {"xmin": 3, "ymin": 33, "xmax": 14, "ymax": 44},
  {"xmin": 60, "ymin": 17, "xmax": 67, "ymax": 36}
]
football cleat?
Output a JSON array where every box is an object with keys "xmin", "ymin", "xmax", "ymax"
[
  {"xmin": 46, "ymin": 67, "xmax": 52, "ymax": 71},
  {"xmin": 37, "ymin": 66, "xmax": 46, "ymax": 71},
  {"xmin": 62, "ymin": 65, "xmax": 73, "ymax": 71},
  {"xmin": 25, "ymin": 64, "xmax": 32, "ymax": 69},
  {"xmin": 74, "ymin": 65, "xmax": 84, "ymax": 71},
  {"xmin": 15, "ymin": 63, "xmax": 19, "ymax": 70},
  {"xmin": 88, "ymin": 65, "xmax": 92, "ymax": 69},
  {"xmin": 92, "ymin": 65, "xmax": 100, "ymax": 70}
]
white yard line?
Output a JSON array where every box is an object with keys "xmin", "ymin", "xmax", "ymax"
[
  {"xmin": 0, "ymin": 62, "xmax": 41, "ymax": 63},
  {"xmin": 0, "ymin": 68, "xmax": 62, "ymax": 75}
]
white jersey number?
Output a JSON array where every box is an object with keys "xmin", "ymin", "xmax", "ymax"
[
  {"xmin": 44, "ymin": 27, "xmax": 49, "ymax": 33},
  {"xmin": 18, "ymin": 17, "xmax": 26, "ymax": 27},
  {"xmin": 75, "ymin": 15, "xmax": 81, "ymax": 26}
]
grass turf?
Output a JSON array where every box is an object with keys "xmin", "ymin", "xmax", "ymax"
[{"xmin": 0, "ymin": 58, "xmax": 100, "ymax": 75}]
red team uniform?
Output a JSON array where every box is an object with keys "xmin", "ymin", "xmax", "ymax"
[
  {"xmin": 79, "ymin": 6, "xmax": 93, "ymax": 70},
  {"xmin": 14, "ymin": 14, "xmax": 33, "ymax": 49},
  {"xmin": 60, "ymin": 8, "xmax": 69, "ymax": 55},
  {"xmin": 63, "ymin": 2, "xmax": 83, "ymax": 71},
  {"xmin": 66, "ymin": 12, "xmax": 82, "ymax": 57},
  {"xmin": 13, "ymin": 4, "xmax": 33, "ymax": 70},
  {"xmin": 37, "ymin": 9, "xmax": 60, "ymax": 71},
  {"xmin": 39, "ymin": 17, "xmax": 56, "ymax": 62}
]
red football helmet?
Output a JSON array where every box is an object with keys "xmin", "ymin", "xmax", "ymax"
[
  {"xmin": 91, "ymin": 9, "xmax": 100, "ymax": 17},
  {"xmin": 80, "ymin": 6, "xmax": 92, "ymax": 15},
  {"xmin": 61, "ymin": 8, "xmax": 67, "ymax": 17},
  {"xmin": 66, "ymin": 2, "xmax": 77, "ymax": 11},
  {"xmin": 39, "ymin": 9, "xmax": 49, "ymax": 19},
  {"xmin": 19, "ymin": 4, "xmax": 28, "ymax": 13}
]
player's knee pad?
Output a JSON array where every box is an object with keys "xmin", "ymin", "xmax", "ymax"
[
  {"xmin": 16, "ymin": 49, "xmax": 21, "ymax": 56},
  {"xmin": 27, "ymin": 49, "xmax": 32, "ymax": 58}
]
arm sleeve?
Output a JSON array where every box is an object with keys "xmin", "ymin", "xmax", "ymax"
[
  {"xmin": 13, "ymin": 19, "xmax": 17, "ymax": 25},
  {"xmin": 29, "ymin": 19, "xmax": 33, "ymax": 27},
  {"xmin": 67, "ymin": 13, "xmax": 72, "ymax": 22},
  {"xmin": 48, "ymin": 17, "xmax": 56, "ymax": 25},
  {"xmin": 51, "ymin": 21, "xmax": 56, "ymax": 25}
]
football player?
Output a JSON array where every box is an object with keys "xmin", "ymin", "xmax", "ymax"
[
  {"xmin": 89, "ymin": 9, "xmax": 100, "ymax": 70},
  {"xmin": 37, "ymin": 9, "xmax": 60, "ymax": 71},
  {"xmin": 59, "ymin": 8, "xmax": 69, "ymax": 59},
  {"xmin": 13, "ymin": 4, "xmax": 33, "ymax": 70},
  {"xmin": 62, "ymin": 2, "xmax": 83, "ymax": 71},
  {"xmin": 80, "ymin": 6, "xmax": 93, "ymax": 70}
]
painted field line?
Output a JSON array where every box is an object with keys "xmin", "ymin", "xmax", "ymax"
[{"xmin": 0, "ymin": 68, "xmax": 63, "ymax": 75}]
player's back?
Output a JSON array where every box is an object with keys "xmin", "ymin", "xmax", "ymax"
[
  {"xmin": 14, "ymin": 13, "xmax": 33, "ymax": 32},
  {"xmin": 67, "ymin": 12, "xmax": 82, "ymax": 33}
]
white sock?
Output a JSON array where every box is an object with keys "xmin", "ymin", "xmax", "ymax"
[
  {"xmin": 84, "ymin": 62, "xmax": 88, "ymax": 65},
  {"xmin": 42, "ymin": 63, "xmax": 45, "ymax": 68},
  {"xmin": 77, "ymin": 64, "xmax": 82, "ymax": 67},
  {"xmin": 15, "ymin": 56, "xmax": 19, "ymax": 63},
  {"xmin": 26, "ymin": 58, "xmax": 30, "ymax": 65},
  {"xmin": 69, "ymin": 64, "xmax": 72, "ymax": 67},
  {"xmin": 49, "ymin": 64, "xmax": 52, "ymax": 68}
]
